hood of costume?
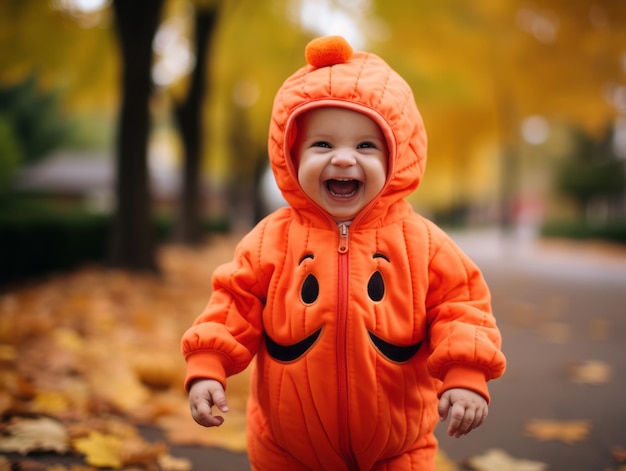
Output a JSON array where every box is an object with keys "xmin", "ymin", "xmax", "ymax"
[
  {"xmin": 182, "ymin": 37, "xmax": 505, "ymax": 471},
  {"xmin": 269, "ymin": 35, "xmax": 427, "ymax": 229}
]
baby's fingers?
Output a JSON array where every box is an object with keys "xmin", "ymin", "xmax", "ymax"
[
  {"xmin": 437, "ymin": 395, "xmax": 451, "ymax": 422},
  {"xmin": 191, "ymin": 400, "xmax": 225, "ymax": 427},
  {"xmin": 210, "ymin": 386, "xmax": 229, "ymax": 414},
  {"xmin": 447, "ymin": 402, "xmax": 472, "ymax": 437},
  {"xmin": 188, "ymin": 380, "xmax": 229, "ymax": 428},
  {"xmin": 448, "ymin": 404, "xmax": 488, "ymax": 438}
]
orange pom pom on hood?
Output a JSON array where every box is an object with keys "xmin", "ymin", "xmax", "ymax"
[
  {"xmin": 268, "ymin": 35, "xmax": 428, "ymax": 229},
  {"xmin": 305, "ymin": 35, "xmax": 353, "ymax": 68}
]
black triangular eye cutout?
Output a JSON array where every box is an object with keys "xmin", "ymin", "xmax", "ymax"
[
  {"xmin": 367, "ymin": 271, "xmax": 385, "ymax": 302},
  {"xmin": 301, "ymin": 274, "xmax": 319, "ymax": 304}
]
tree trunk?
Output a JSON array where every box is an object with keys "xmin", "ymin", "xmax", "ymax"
[
  {"xmin": 174, "ymin": 6, "xmax": 220, "ymax": 245},
  {"xmin": 109, "ymin": 0, "xmax": 164, "ymax": 271}
]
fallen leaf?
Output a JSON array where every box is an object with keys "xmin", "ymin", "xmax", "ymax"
[
  {"xmin": 72, "ymin": 431, "xmax": 123, "ymax": 469},
  {"xmin": 31, "ymin": 391, "xmax": 71, "ymax": 415},
  {"xmin": 466, "ymin": 448, "xmax": 547, "ymax": 471},
  {"xmin": 119, "ymin": 438, "xmax": 167, "ymax": 469},
  {"xmin": 84, "ymin": 344, "xmax": 151, "ymax": 414},
  {"xmin": 567, "ymin": 360, "xmax": 612, "ymax": 384},
  {"xmin": 65, "ymin": 416, "xmax": 141, "ymax": 441},
  {"xmin": 0, "ymin": 416, "xmax": 69, "ymax": 455},
  {"xmin": 524, "ymin": 419, "xmax": 591, "ymax": 444},
  {"xmin": 158, "ymin": 454, "xmax": 193, "ymax": 471},
  {"xmin": 0, "ymin": 241, "xmax": 250, "ymax": 469},
  {"xmin": 0, "ymin": 344, "xmax": 16, "ymax": 362},
  {"xmin": 71, "ymin": 428, "xmax": 167, "ymax": 470}
]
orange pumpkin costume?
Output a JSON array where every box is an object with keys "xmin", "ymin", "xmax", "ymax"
[{"xmin": 182, "ymin": 37, "xmax": 506, "ymax": 470}]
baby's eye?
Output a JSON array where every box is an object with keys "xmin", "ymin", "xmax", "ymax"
[
  {"xmin": 357, "ymin": 141, "xmax": 376, "ymax": 149},
  {"xmin": 312, "ymin": 141, "xmax": 331, "ymax": 148}
]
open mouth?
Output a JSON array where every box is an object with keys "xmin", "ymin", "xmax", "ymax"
[{"xmin": 325, "ymin": 179, "xmax": 361, "ymax": 198}]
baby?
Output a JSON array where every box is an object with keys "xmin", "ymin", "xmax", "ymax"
[{"xmin": 182, "ymin": 36, "xmax": 506, "ymax": 470}]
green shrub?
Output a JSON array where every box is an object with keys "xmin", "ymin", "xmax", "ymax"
[
  {"xmin": 541, "ymin": 220, "xmax": 626, "ymax": 245},
  {"xmin": 0, "ymin": 211, "xmax": 111, "ymax": 286},
  {"xmin": 0, "ymin": 203, "xmax": 229, "ymax": 287}
]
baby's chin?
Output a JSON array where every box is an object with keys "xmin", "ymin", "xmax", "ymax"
[{"xmin": 326, "ymin": 206, "xmax": 361, "ymax": 223}]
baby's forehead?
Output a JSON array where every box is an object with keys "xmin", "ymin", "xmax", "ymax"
[{"xmin": 296, "ymin": 107, "xmax": 383, "ymax": 132}]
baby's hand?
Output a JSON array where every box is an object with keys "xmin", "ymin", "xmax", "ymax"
[
  {"xmin": 438, "ymin": 388, "xmax": 488, "ymax": 438},
  {"xmin": 188, "ymin": 379, "xmax": 229, "ymax": 427}
]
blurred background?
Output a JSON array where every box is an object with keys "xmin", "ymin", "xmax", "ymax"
[{"xmin": 1, "ymin": 0, "xmax": 625, "ymax": 281}]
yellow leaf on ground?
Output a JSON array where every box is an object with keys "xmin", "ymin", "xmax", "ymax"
[
  {"xmin": 31, "ymin": 391, "xmax": 71, "ymax": 415},
  {"xmin": 72, "ymin": 431, "xmax": 123, "ymax": 469},
  {"xmin": 0, "ymin": 416, "xmax": 69, "ymax": 455},
  {"xmin": 466, "ymin": 448, "xmax": 547, "ymax": 471},
  {"xmin": 0, "ymin": 344, "xmax": 16, "ymax": 362},
  {"xmin": 85, "ymin": 348, "xmax": 150, "ymax": 414},
  {"xmin": 158, "ymin": 454, "xmax": 193, "ymax": 471},
  {"xmin": 566, "ymin": 360, "xmax": 612, "ymax": 384},
  {"xmin": 524, "ymin": 419, "xmax": 591, "ymax": 444}
]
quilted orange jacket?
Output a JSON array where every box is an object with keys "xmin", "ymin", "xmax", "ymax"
[{"xmin": 182, "ymin": 37, "xmax": 506, "ymax": 470}]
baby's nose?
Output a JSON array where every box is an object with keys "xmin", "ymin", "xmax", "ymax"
[{"xmin": 331, "ymin": 148, "xmax": 356, "ymax": 167}]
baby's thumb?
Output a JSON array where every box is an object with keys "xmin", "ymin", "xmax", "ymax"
[{"xmin": 211, "ymin": 387, "xmax": 229, "ymax": 413}]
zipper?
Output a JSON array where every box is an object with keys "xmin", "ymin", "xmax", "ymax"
[
  {"xmin": 336, "ymin": 223, "xmax": 357, "ymax": 469},
  {"xmin": 338, "ymin": 223, "xmax": 349, "ymax": 254}
]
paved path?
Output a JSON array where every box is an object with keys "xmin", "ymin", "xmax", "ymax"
[{"xmin": 438, "ymin": 230, "xmax": 626, "ymax": 469}]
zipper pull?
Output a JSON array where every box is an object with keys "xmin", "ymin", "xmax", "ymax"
[{"xmin": 338, "ymin": 224, "xmax": 349, "ymax": 253}]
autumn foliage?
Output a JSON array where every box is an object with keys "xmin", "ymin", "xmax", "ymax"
[{"xmin": 0, "ymin": 236, "xmax": 248, "ymax": 470}]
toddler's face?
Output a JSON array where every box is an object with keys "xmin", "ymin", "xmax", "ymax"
[{"xmin": 293, "ymin": 107, "xmax": 388, "ymax": 222}]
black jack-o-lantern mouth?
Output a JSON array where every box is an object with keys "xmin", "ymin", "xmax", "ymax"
[
  {"xmin": 264, "ymin": 252, "xmax": 422, "ymax": 363},
  {"xmin": 265, "ymin": 328, "xmax": 322, "ymax": 362}
]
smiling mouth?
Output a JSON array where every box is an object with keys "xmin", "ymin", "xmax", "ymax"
[{"xmin": 325, "ymin": 179, "xmax": 361, "ymax": 198}]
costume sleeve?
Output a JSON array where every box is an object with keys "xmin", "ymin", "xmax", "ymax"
[
  {"xmin": 425, "ymin": 230, "xmax": 506, "ymax": 402},
  {"xmin": 181, "ymin": 221, "xmax": 269, "ymax": 391}
]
